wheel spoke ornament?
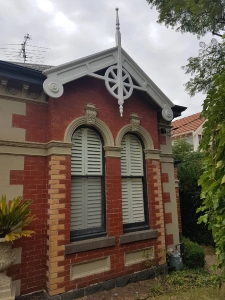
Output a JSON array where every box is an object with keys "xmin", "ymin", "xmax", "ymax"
[{"xmin": 105, "ymin": 66, "xmax": 133, "ymax": 116}]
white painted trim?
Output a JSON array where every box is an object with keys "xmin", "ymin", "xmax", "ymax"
[{"xmin": 43, "ymin": 47, "xmax": 174, "ymax": 121}]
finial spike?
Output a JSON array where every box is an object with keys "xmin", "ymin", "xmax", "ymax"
[{"xmin": 116, "ymin": 8, "xmax": 120, "ymax": 31}]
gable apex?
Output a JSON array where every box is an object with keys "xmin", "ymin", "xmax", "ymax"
[{"xmin": 43, "ymin": 46, "xmax": 176, "ymax": 121}]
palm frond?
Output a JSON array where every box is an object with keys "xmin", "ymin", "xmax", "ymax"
[{"xmin": 0, "ymin": 195, "xmax": 35, "ymax": 241}]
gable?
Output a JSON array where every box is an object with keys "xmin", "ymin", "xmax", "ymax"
[{"xmin": 42, "ymin": 47, "xmax": 177, "ymax": 121}]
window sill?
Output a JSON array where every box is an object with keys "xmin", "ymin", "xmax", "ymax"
[
  {"xmin": 119, "ymin": 229, "xmax": 158, "ymax": 245},
  {"xmin": 65, "ymin": 236, "xmax": 115, "ymax": 255}
]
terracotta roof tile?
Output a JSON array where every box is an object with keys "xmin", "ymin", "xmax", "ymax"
[{"xmin": 171, "ymin": 112, "xmax": 205, "ymax": 136}]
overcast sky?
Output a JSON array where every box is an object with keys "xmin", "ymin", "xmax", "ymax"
[{"xmin": 0, "ymin": 0, "xmax": 215, "ymax": 117}]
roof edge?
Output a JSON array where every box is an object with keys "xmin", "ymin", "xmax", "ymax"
[{"xmin": 0, "ymin": 60, "xmax": 46, "ymax": 85}]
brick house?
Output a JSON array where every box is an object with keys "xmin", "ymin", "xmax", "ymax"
[{"xmin": 0, "ymin": 15, "xmax": 186, "ymax": 298}]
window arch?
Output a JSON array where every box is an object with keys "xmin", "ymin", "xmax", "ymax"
[
  {"xmin": 70, "ymin": 126, "xmax": 106, "ymax": 241},
  {"xmin": 121, "ymin": 133, "xmax": 149, "ymax": 232}
]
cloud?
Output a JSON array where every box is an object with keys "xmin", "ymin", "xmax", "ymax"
[
  {"xmin": 52, "ymin": 12, "xmax": 77, "ymax": 34},
  {"xmin": 36, "ymin": 0, "xmax": 54, "ymax": 13},
  {"xmin": 0, "ymin": 0, "xmax": 212, "ymax": 116}
]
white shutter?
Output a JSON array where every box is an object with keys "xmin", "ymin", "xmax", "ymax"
[
  {"xmin": 71, "ymin": 129, "xmax": 84, "ymax": 175},
  {"xmin": 71, "ymin": 128, "xmax": 103, "ymax": 232},
  {"xmin": 121, "ymin": 134, "xmax": 145, "ymax": 224},
  {"xmin": 86, "ymin": 178, "xmax": 102, "ymax": 228},
  {"xmin": 121, "ymin": 135, "xmax": 143, "ymax": 176},
  {"xmin": 86, "ymin": 129, "xmax": 102, "ymax": 175},
  {"xmin": 71, "ymin": 177, "xmax": 102, "ymax": 230},
  {"xmin": 131, "ymin": 178, "xmax": 145, "ymax": 223},
  {"xmin": 71, "ymin": 128, "xmax": 102, "ymax": 176},
  {"xmin": 122, "ymin": 178, "xmax": 130, "ymax": 224},
  {"xmin": 71, "ymin": 177, "xmax": 85, "ymax": 230},
  {"xmin": 122, "ymin": 178, "xmax": 145, "ymax": 224}
]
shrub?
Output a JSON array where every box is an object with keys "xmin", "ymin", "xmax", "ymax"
[
  {"xmin": 173, "ymin": 139, "xmax": 214, "ymax": 246},
  {"xmin": 183, "ymin": 237, "xmax": 205, "ymax": 269}
]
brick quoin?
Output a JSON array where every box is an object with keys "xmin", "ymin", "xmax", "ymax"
[
  {"xmin": 176, "ymin": 188, "xmax": 182, "ymax": 234},
  {"xmin": 161, "ymin": 173, "xmax": 169, "ymax": 183},
  {"xmin": 166, "ymin": 234, "xmax": 174, "ymax": 246},
  {"xmin": 164, "ymin": 212, "xmax": 172, "ymax": 225},
  {"xmin": 159, "ymin": 135, "xmax": 166, "ymax": 145},
  {"xmin": 12, "ymin": 103, "xmax": 48, "ymax": 143},
  {"xmin": 145, "ymin": 159, "xmax": 166, "ymax": 263},
  {"xmin": 162, "ymin": 192, "xmax": 171, "ymax": 203},
  {"xmin": 8, "ymin": 156, "xmax": 48, "ymax": 295},
  {"xmin": 174, "ymin": 167, "xmax": 182, "ymax": 234}
]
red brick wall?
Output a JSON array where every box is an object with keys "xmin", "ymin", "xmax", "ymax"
[
  {"xmin": 47, "ymin": 77, "xmax": 159, "ymax": 148},
  {"xmin": 8, "ymin": 76, "xmax": 169, "ymax": 296},
  {"xmin": 8, "ymin": 156, "xmax": 48, "ymax": 295}
]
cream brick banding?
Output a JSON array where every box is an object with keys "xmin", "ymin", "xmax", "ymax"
[{"xmin": 46, "ymin": 155, "xmax": 68, "ymax": 295}]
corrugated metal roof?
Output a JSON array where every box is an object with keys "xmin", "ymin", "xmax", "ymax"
[{"xmin": 171, "ymin": 112, "xmax": 205, "ymax": 136}]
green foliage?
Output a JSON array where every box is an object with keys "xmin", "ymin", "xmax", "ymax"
[
  {"xmin": 183, "ymin": 237, "xmax": 205, "ymax": 269},
  {"xmin": 172, "ymin": 138, "xmax": 193, "ymax": 159},
  {"xmin": 148, "ymin": 269, "xmax": 217, "ymax": 297},
  {"xmin": 148, "ymin": 0, "xmax": 225, "ymax": 273},
  {"xmin": 173, "ymin": 139, "xmax": 214, "ymax": 245},
  {"xmin": 197, "ymin": 71, "xmax": 225, "ymax": 269},
  {"xmin": 183, "ymin": 39, "xmax": 225, "ymax": 96},
  {"xmin": 0, "ymin": 195, "xmax": 35, "ymax": 241},
  {"xmin": 146, "ymin": 0, "xmax": 225, "ymax": 37}
]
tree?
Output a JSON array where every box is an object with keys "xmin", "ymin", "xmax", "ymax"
[
  {"xmin": 173, "ymin": 139, "xmax": 213, "ymax": 245},
  {"xmin": 146, "ymin": 0, "xmax": 225, "ymax": 37},
  {"xmin": 146, "ymin": 0, "xmax": 225, "ymax": 268},
  {"xmin": 197, "ymin": 72, "xmax": 225, "ymax": 267},
  {"xmin": 146, "ymin": 0, "xmax": 225, "ymax": 96}
]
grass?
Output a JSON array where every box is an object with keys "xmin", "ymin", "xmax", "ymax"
[
  {"xmin": 140, "ymin": 268, "xmax": 225, "ymax": 299},
  {"xmin": 150, "ymin": 286, "xmax": 225, "ymax": 299},
  {"xmin": 138, "ymin": 245, "xmax": 225, "ymax": 300}
]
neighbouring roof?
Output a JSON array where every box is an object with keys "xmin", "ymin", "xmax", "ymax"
[{"xmin": 171, "ymin": 112, "xmax": 205, "ymax": 136}]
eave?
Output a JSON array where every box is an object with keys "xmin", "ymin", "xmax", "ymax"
[{"xmin": 0, "ymin": 60, "xmax": 46, "ymax": 85}]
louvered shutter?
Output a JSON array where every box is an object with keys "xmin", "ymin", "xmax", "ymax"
[
  {"xmin": 121, "ymin": 134, "xmax": 143, "ymax": 176},
  {"xmin": 121, "ymin": 134, "xmax": 145, "ymax": 224},
  {"xmin": 71, "ymin": 128, "xmax": 102, "ymax": 176},
  {"xmin": 71, "ymin": 128, "xmax": 102, "ymax": 232}
]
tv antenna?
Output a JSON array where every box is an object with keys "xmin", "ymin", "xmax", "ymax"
[
  {"xmin": 19, "ymin": 33, "xmax": 31, "ymax": 63},
  {"xmin": 0, "ymin": 33, "xmax": 50, "ymax": 64}
]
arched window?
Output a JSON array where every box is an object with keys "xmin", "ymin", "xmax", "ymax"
[
  {"xmin": 121, "ymin": 133, "xmax": 149, "ymax": 232},
  {"xmin": 70, "ymin": 127, "xmax": 106, "ymax": 241}
]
